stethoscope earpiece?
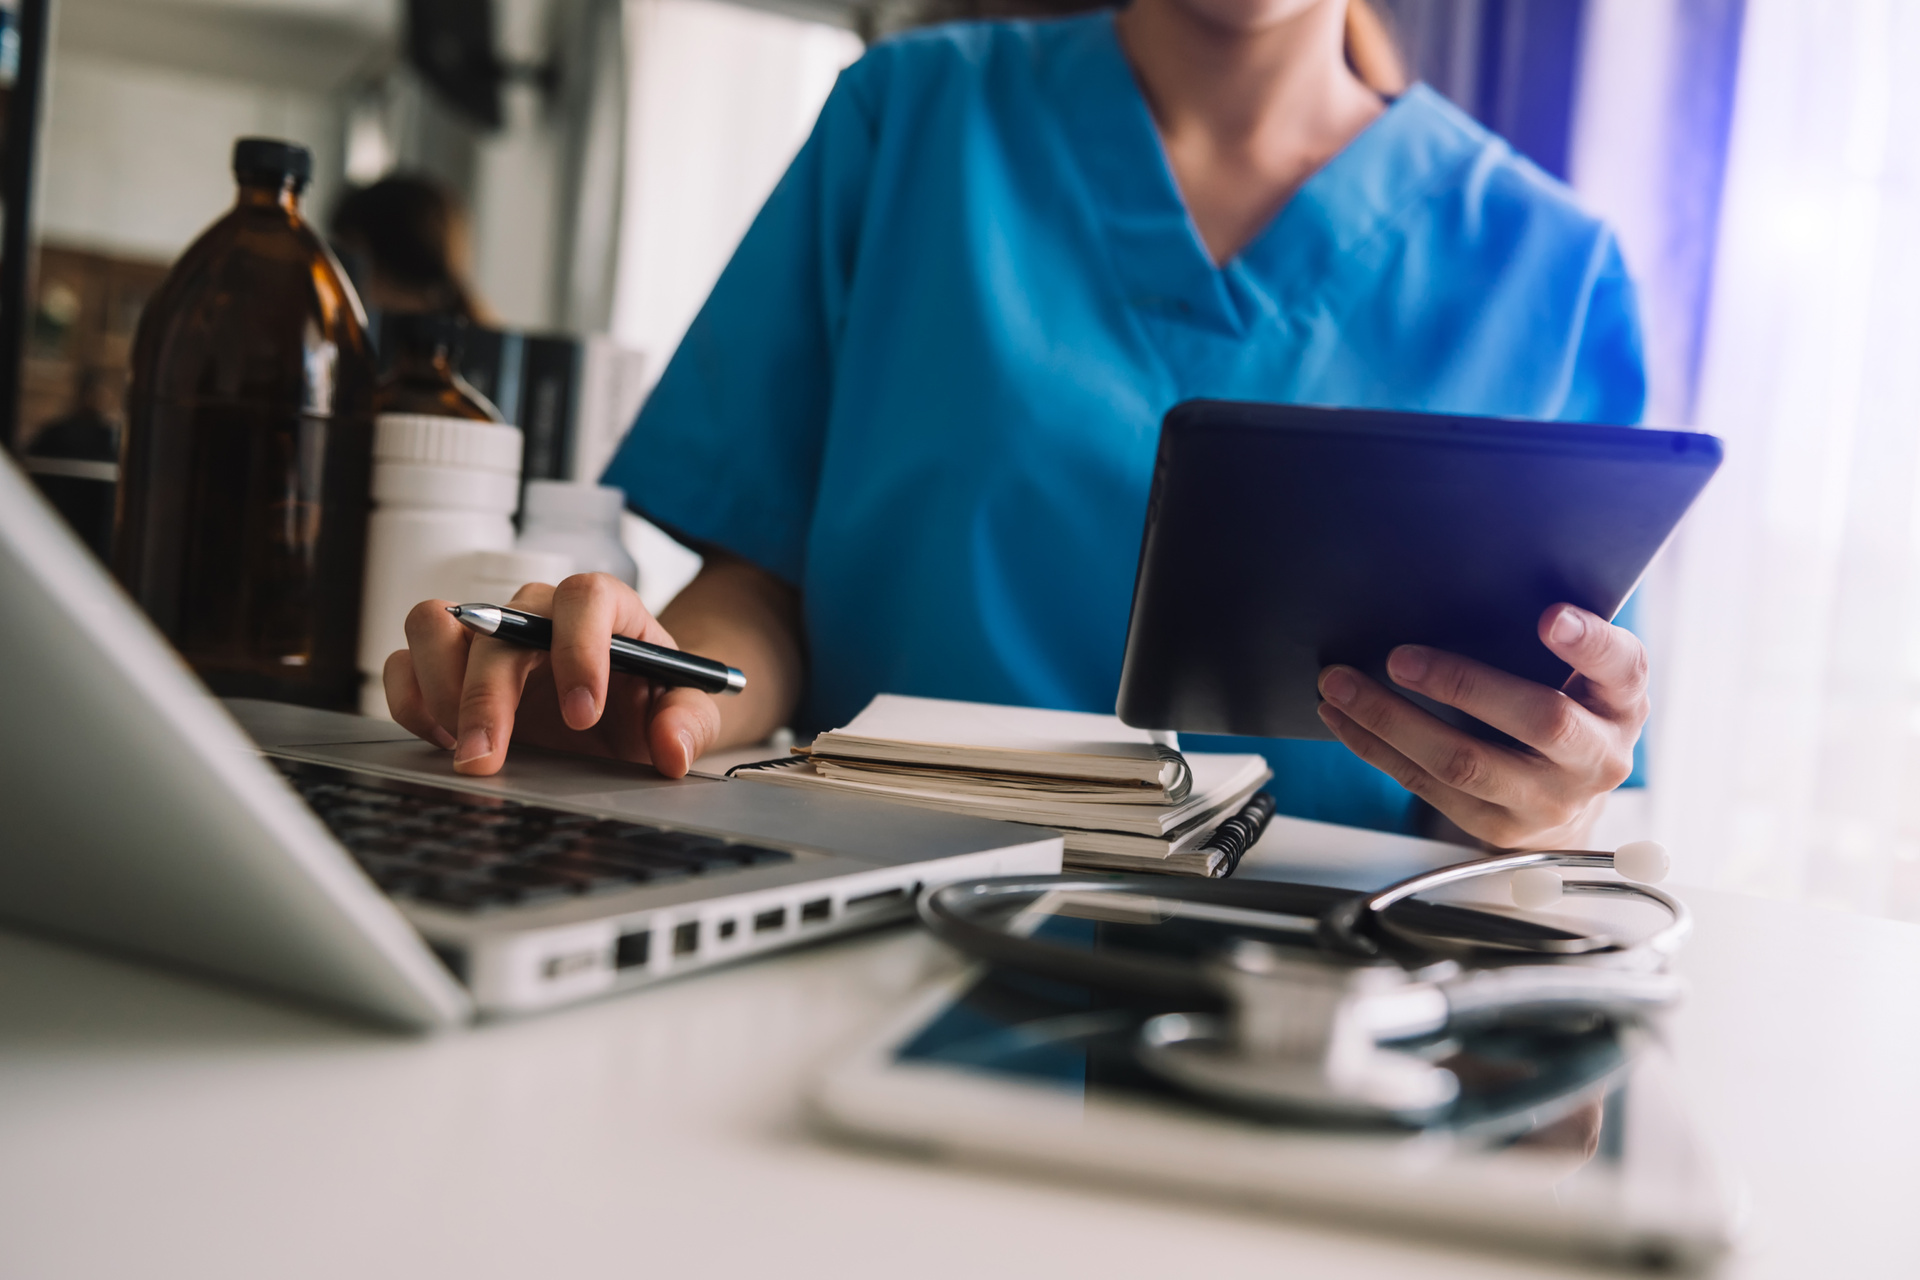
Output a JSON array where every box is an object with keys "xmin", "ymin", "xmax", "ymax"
[
  {"xmin": 1509, "ymin": 865, "xmax": 1564, "ymax": 908},
  {"xmin": 1508, "ymin": 840, "xmax": 1672, "ymax": 909},
  {"xmin": 1613, "ymin": 839, "xmax": 1671, "ymax": 884}
]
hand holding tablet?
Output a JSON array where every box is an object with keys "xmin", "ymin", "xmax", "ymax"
[
  {"xmin": 1315, "ymin": 600, "xmax": 1652, "ymax": 848},
  {"xmin": 1116, "ymin": 400, "xmax": 1722, "ymax": 848}
]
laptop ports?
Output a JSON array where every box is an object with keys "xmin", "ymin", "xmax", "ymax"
[
  {"xmin": 753, "ymin": 907, "xmax": 786, "ymax": 934},
  {"xmin": 542, "ymin": 951, "xmax": 601, "ymax": 980},
  {"xmin": 672, "ymin": 921, "xmax": 699, "ymax": 956},
  {"xmin": 614, "ymin": 930, "xmax": 651, "ymax": 970},
  {"xmin": 800, "ymin": 897, "xmax": 832, "ymax": 924},
  {"xmin": 844, "ymin": 887, "xmax": 907, "ymax": 915}
]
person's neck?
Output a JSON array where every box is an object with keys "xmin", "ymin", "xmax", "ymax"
[{"xmin": 1114, "ymin": 0, "xmax": 1384, "ymax": 264}]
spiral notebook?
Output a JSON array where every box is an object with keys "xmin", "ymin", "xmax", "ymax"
[{"xmin": 730, "ymin": 695, "xmax": 1275, "ymax": 877}]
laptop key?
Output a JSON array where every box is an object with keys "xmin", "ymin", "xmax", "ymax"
[
  {"xmin": 558, "ymin": 840, "xmax": 697, "ymax": 877},
  {"xmin": 401, "ymin": 875, "xmax": 514, "ymax": 910},
  {"xmin": 524, "ymin": 850, "xmax": 653, "ymax": 888},
  {"xmin": 681, "ymin": 845, "xmax": 758, "ymax": 871},
  {"xmin": 642, "ymin": 831, "xmax": 730, "ymax": 853},
  {"xmin": 585, "ymin": 819, "xmax": 672, "ymax": 840},
  {"xmin": 682, "ymin": 842, "xmax": 793, "ymax": 869},
  {"xmin": 724, "ymin": 844, "xmax": 796, "ymax": 866},
  {"xmin": 597, "ymin": 826, "xmax": 729, "ymax": 856},
  {"xmin": 352, "ymin": 853, "xmax": 419, "ymax": 881},
  {"xmin": 489, "ymin": 864, "xmax": 591, "ymax": 896},
  {"xmin": 580, "ymin": 839, "xmax": 714, "ymax": 874},
  {"xmin": 414, "ymin": 852, "xmax": 506, "ymax": 876},
  {"xmin": 280, "ymin": 760, "xmax": 801, "ymax": 908}
]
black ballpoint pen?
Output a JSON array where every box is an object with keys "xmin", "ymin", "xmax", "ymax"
[{"xmin": 446, "ymin": 603, "xmax": 747, "ymax": 696}]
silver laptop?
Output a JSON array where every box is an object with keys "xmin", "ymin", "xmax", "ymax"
[{"xmin": 0, "ymin": 453, "xmax": 1062, "ymax": 1028}]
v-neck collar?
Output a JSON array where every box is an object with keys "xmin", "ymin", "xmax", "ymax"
[{"xmin": 1041, "ymin": 13, "xmax": 1490, "ymax": 337}]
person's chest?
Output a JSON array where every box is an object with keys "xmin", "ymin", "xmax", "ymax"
[{"xmin": 819, "ymin": 47, "xmax": 1578, "ymax": 498}]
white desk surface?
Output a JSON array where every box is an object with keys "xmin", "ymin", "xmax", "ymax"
[{"xmin": 3, "ymin": 816, "xmax": 1917, "ymax": 1280}]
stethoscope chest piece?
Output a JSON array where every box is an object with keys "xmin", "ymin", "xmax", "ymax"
[{"xmin": 1140, "ymin": 943, "xmax": 1460, "ymax": 1123}]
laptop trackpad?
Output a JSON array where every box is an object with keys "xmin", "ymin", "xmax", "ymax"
[
  {"xmin": 224, "ymin": 696, "xmax": 422, "ymax": 747},
  {"xmin": 273, "ymin": 737, "xmax": 703, "ymax": 801}
]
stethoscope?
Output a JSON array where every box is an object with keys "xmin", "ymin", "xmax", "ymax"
[{"xmin": 918, "ymin": 843, "xmax": 1688, "ymax": 1126}]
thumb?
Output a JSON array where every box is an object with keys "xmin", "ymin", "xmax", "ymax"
[{"xmin": 647, "ymin": 688, "xmax": 724, "ymax": 778}]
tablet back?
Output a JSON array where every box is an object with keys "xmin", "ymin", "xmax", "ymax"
[{"xmin": 1115, "ymin": 401, "xmax": 1722, "ymax": 740}]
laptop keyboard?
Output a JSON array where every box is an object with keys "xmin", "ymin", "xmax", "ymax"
[{"xmin": 275, "ymin": 759, "xmax": 795, "ymax": 912}]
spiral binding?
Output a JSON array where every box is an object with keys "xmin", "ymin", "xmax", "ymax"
[
  {"xmin": 1152, "ymin": 746, "xmax": 1194, "ymax": 803},
  {"xmin": 1198, "ymin": 791, "xmax": 1278, "ymax": 879}
]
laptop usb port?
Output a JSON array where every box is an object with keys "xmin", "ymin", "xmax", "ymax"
[
  {"xmin": 673, "ymin": 921, "xmax": 699, "ymax": 956},
  {"xmin": 845, "ymin": 887, "xmax": 907, "ymax": 914},
  {"xmin": 800, "ymin": 897, "xmax": 831, "ymax": 924},
  {"xmin": 615, "ymin": 931, "xmax": 651, "ymax": 969},
  {"xmin": 753, "ymin": 907, "xmax": 786, "ymax": 933},
  {"xmin": 543, "ymin": 951, "xmax": 600, "ymax": 980}
]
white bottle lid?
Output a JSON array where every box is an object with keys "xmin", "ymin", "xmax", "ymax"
[
  {"xmin": 521, "ymin": 479, "xmax": 626, "ymax": 527},
  {"xmin": 375, "ymin": 414, "xmax": 524, "ymax": 475}
]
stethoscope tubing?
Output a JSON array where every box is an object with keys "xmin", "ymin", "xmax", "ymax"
[
  {"xmin": 922, "ymin": 851, "xmax": 1688, "ymax": 997},
  {"xmin": 1319, "ymin": 848, "xmax": 1691, "ymax": 959},
  {"xmin": 918, "ymin": 876, "xmax": 1252, "ymax": 1006}
]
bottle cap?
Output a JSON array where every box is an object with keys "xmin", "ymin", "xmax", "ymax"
[
  {"xmin": 521, "ymin": 479, "xmax": 626, "ymax": 527},
  {"xmin": 374, "ymin": 414, "xmax": 523, "ymax": 474},
  {"xmin": 232, "ymin": 137, "xmax": 313, "ymax": 191}
]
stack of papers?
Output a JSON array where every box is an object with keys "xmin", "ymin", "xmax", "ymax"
[{"xmin": 732, "ymin": 695, "xmax": 1274, "ymax": 877}]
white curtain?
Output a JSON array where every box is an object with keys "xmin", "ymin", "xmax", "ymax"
[
  {"xmin": 1619, "ymin": 0, "xmax": 1920, "ymax": 919},
  {"xmin": 610, "ymin": 0, "xmax": 862, "ymax": 364},
  {"xmin": 602, "ymin": 0, "xmax": 860, "ymax": 614}
]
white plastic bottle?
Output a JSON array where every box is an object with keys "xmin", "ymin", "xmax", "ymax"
[
  {"xmin": 516, "ymin": 480, "xmax": 639, "ymax": 588},
  {"xmin": 358, "ymin": 414, "xmax": 525, "ymax": 717},
  {"xmin": 458, "ymin": 548, "xmax": 575, "ymax": 609}
]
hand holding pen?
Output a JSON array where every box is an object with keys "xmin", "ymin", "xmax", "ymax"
[
  {"xmin": 381, "ymin": 574, "xmax": 745, "ymax": 779},
  {"xmin": 446, "ymin": 603, "xmax": 746, "ymax": 696}
]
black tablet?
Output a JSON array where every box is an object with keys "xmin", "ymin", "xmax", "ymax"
[{"xmin": 1114, "ymin": 400, "xmax": 1723, "ymax": 740}]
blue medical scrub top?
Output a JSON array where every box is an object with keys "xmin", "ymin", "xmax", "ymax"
[{"xmin": 603, "ymin": 14, "xmax": 1648, "ymax": 835}]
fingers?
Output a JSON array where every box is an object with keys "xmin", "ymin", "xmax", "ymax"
[
  {"xmin": 402, "ymin": 599, "xmax": 476, "ymax": 734},
  {"xmin": 646, "ymin": 687, "xmax": 725, "ymax": 778},
  {"xmin": 1318, "ymin": 665, "xmax": 1533, "ymax": 807},
  {"xmin": 382, "ymin": 648, "xmax": 456, "ymax": 750},
  {"xmin": 1313, "ymin": 607, "xmax": 1650, "ymax": 849},
  {"xmin": 400, "ymin": 574, "xmax": 701, "ymax": 777},
  {"xmin": 545, "ymin": 574, "xmax": 670, "ymax": 733},
  {"xmin": 1380, "ymin": 644, "xmax": 1610, "ymax": 766},
  {"xmin": 453, "ymin": 581, "xmax": 555, "ymax": 777},
  {"xmin": 1316, "ymin": 702, "xmax": 1507, "ymax": 838},
  {"xmin": 1539, "ymin": 604, "xmax": 1650, "ymax": 723},
  {"xmin": 1319, "ymin": 702, "xmax": 1588, "ymax": 849},
  {"xmin": 452, "ymin": 632, "xmax": 549, "ymax": 775}
]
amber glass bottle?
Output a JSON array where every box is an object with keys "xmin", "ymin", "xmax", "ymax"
[
  {"xmin": 117, "ymin": 138, "xmax": 375, "ymax": 709},
  {"xmin": 374, "ymin": 312, "xmax": 505, "ymax": 422}
]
